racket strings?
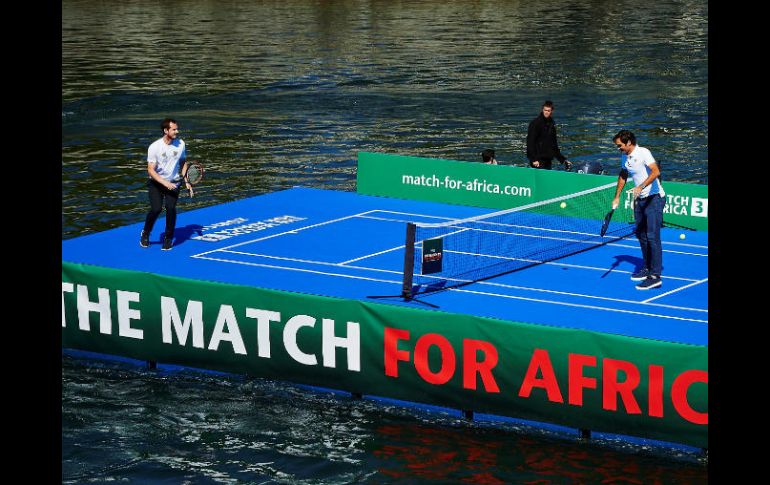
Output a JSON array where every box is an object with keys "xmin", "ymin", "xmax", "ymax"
[{"xmin": 186, "ymin": 163, "xmax": 203, "ymax": 184}]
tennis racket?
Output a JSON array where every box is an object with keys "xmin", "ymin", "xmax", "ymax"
[
  {"xmin": 174, "ymin": 161, "xmax": 204, "ymax": 197},
  {"xmin": 183, "ymin": 160, "xmax": 204, "ymax": 185},
  {"xmin": 600, "ymin": 209, "xmax": 614, "ymax": 237},
  {"xmin": 602, "ymin": 189, "xmax": 636, "ymax": 237}
]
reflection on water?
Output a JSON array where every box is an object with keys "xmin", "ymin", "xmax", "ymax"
[
  {"xmin": 370, "ymin": 422, "xmax": 706, "ymax": 483},
  {"xmin": 62, "ymin": 0, "xmax": 707, "ymax": 239},
  {"xmin": 62, "ymin": 354, "xmax": 707, "ymax": 484}
]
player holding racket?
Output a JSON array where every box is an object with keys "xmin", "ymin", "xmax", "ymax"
[
  {"xmin": 173, "ymin": 160, "xmax": 204, "ymax": 196},
  {"xmin": 610, "ymin": 130, "xmax": 666, "ymax": 290},
  {"xmin": 140, "ymin": 118, "xmax": 193, "ymax": 251}
]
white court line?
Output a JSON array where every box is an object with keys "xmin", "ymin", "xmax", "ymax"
[
  {"xmin": 335, "ymin": 225, "xmax": 473, "ymax": 265},
  {"xmin": 356, "ymin": 221, "xmax": 629, "ymax": 271},
  {"xmin": 608, "ymin": 242, "xmax": 707, "ymax": 257},
  {"xmin": 192, "ymin": 208, "xmax": 707, "ymax": 318},
  {"xmin": 472, "ymin": 277, "xmax": 708, "ymax": 313},
  {"xmin": 202, "ymin": 251, "xmax": 708, "ymax": 315},
  {"xmin": 194, "ymin": 255, "xmax": 399, "ymax": 285},
  {"xmin": 333, "ymin": 232, "xmax": 704, "ymax": 280},
  {"xmin": 220, "ymin": 250, "xmax": 342, "ymax": 267},
  {"xmin": 414, "ymin": 182, "xmax": 620, "ymax": 228},
  {"xmin": 192, "ymin": 210, "xmax": 380, "ymax": 258},
  {"xmin": 642, "ymin": 278, "xmax": 709, "ymax": 304},
  {"xmin": 361, "ymin": 214, "xmax": 612, "ymax": 240},
  {"xmin": 338, "ymin": 245, "xmax": 404, "ymax": 265},
  {"xmin": 215, "ymin": 249, "xmax": 376, "ymax": 269},
  {"xmin": 444, "ymin": 249, "xmax": 701, "ymax": 283},
  {"xmin": 196, "ymin": 209, "xmax": 704, "ymax": 265},
  {"xmin": 360, "ymin": 212, "xmax": 709, "ymax": 250},
  {"xmin": 661, "ymin": 240, "xmax": 708, "ymax": 249},
  {"xmin": 222, "ymin": 248, "xmax": 699, "ymax": 284},
  {"xmin": 359, "ymin": 210, "xmax": 459, "ymax": 222},
  {"xmin": 447, "ymin": 286, "xmax": 708, "ymax": 324},
  {"xmin": 196, "ymin": 254, "xmax": 706, "ymax": 323}
]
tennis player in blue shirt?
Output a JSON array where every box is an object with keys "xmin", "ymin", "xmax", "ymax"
[{"xmin": 610, "ymin": 130, "xmax": 666, "ymax": 290}]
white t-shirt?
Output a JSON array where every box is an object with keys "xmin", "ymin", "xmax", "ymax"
[
  {"xmin": 147, "ymin": 137, "xmax": 186, "ymax": 181},
  {"xmin": 622, "ymin": 145, "xmax": 665, "ymax": 199}
]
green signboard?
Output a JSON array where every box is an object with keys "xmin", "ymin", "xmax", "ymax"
[
  {"xmin": 356, "ymin": 152, "xmax": 708, "ymax": 232},
  {"xmin": 63, "ymin": 262, "xmax": 707, "ymax": 448}
]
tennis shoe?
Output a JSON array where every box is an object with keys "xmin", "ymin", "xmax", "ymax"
[
  {"xmin": 636, "ymin": 276, "xmax": 662, "ymax": 290},
  {"xmin": 161, "ymin": 234, "xmax": 173, "ymax": 251},
  {"xmin": 630, "ymin": 268, "xmax": 650, "ymax": 281},
  {"xmin": 140, "ymin": 231, "xmax": 150, "ymax": 248}
]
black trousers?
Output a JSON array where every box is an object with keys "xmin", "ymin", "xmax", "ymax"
[{"xmin": 142, "ymin": 179, "xmax": 179, "ymax": 238}]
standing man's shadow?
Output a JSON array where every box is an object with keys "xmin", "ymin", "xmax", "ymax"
[
  {"xmin": 171, "ymin": 224, "xmax": 204, "ymax": 246},
  {"xmin": 601, "ymin": 254, "xmax": 646, "ymax": 278}
]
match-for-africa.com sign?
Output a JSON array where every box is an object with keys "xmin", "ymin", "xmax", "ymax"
[
  {"xmin": 62, "ymin": 262, "xmax": 707, "ymax": 448},
  {"xmin": 356, "ymin": 152, "xmax": 708, "ymax": 232}
]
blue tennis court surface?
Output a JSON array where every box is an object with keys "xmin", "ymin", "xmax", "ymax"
[{"xmin": 62, "ymin": 187, "xmax": 708, "ymax": 346}]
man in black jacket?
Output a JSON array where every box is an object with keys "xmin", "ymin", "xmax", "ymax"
[{"xmin": 526, "ymin": 100, "xmax": 572, "ymax": 170}]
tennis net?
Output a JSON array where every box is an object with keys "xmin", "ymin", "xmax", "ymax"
[{"xmin": 401, "ymin": 182, "xmax": 635, "ymax": 298}]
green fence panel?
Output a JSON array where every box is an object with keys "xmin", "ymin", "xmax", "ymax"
[
  {"xmin": 356, "ymin": 152, "xmax": 708, "ymax": 231},
  {"xmin": 63, "ymin": 262, "xmax": 707, "ymax": 448}
]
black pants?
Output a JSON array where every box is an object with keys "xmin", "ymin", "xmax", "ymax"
[{"xmin": 142, "ymin": 179, "xmax": 179, "ymax": 238}]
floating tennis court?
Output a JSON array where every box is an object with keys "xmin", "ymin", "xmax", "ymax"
[
  {"xmin": 63, "ymin": 186, "xmax": 707, "ymax": 347},
  {"xmin": 63, "ymin": 151, "xmax": 710, "ymax": 448}
]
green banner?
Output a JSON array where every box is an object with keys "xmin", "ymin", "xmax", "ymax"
[
  {"xmin": 63, "ymin": 262, "xmax": 707, "ymax": 448},
  {"xmin": 356, "ymin": 151, "xmax": 708, "ymax": 231}
]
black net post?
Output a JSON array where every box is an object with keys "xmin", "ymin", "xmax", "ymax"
[{"xmin": 401, "ymin": 223, "xmax": 416, "ymax": 299}]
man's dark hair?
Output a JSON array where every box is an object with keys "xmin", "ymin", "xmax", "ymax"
[
  {"xmin": 613, "ymin": 130, "xmax": 636, "ymax": 145},
  {"xmin": 481, "ymin": 148, "xmax": 495, "ymax": 163},
  {"xmin": 542, "ymin": 100, "xmax": 554, "ymax": 109},
  {"xmin": 161, "ymin": 118, "xmax": 177, "ymax": 132}
]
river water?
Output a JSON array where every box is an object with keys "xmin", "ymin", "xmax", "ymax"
[{"xmin": 62, "ymin": 0, "xmax": 708, "ymax": 482}]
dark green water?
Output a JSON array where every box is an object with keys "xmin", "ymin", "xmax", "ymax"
[
  {"xmin": 62, "ymin": 352, "xmax": 707, "ymax": 484},
  {"xmin": 62, "ymin": 0, "xmax": 708, "ymax": 482}
]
